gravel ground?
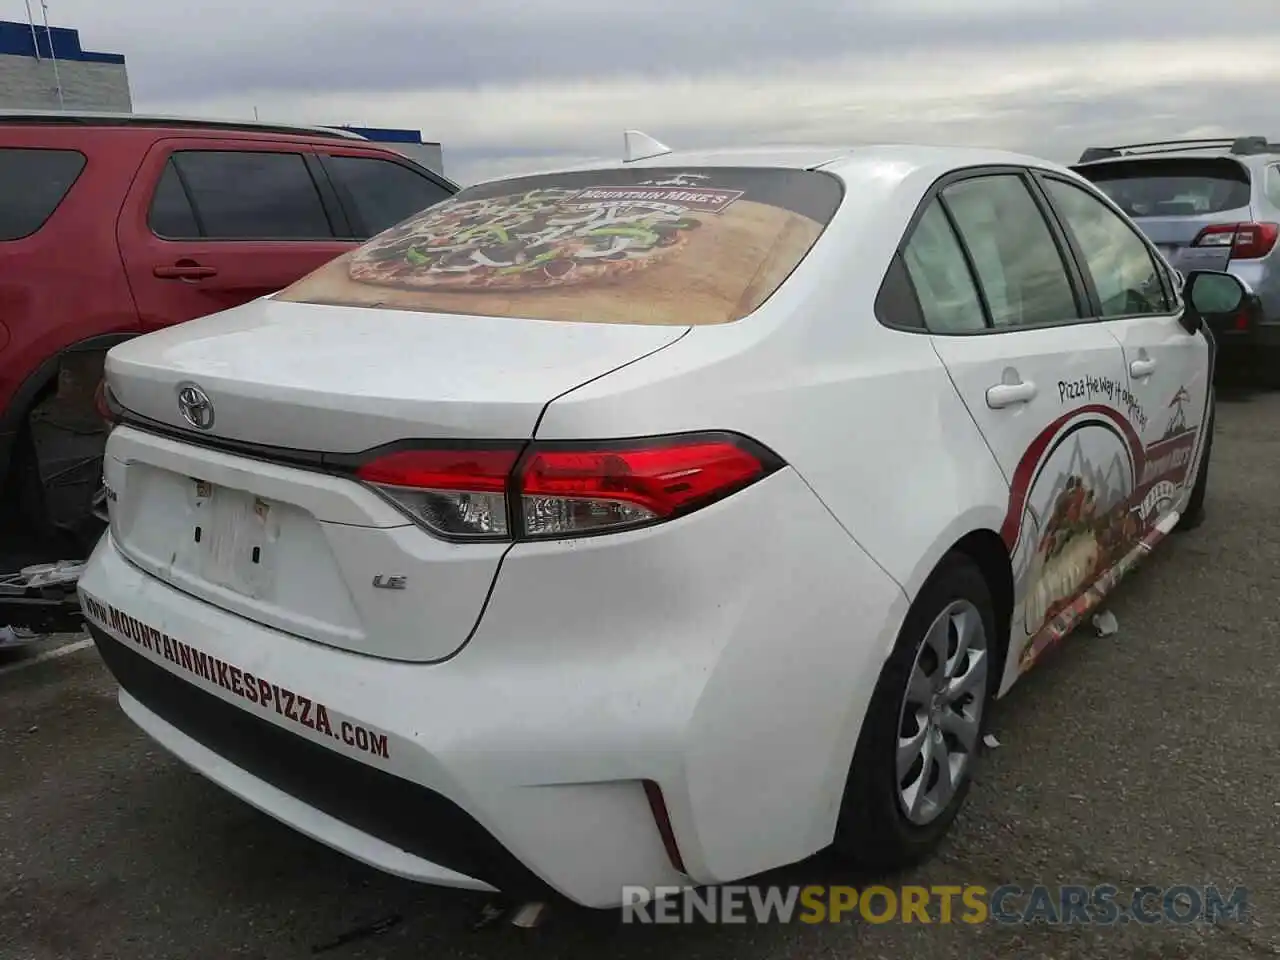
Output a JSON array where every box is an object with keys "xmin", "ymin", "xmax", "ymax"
[{"xmin": 2, "ymin": 389, "xmax": 1278, "ymax": 960}]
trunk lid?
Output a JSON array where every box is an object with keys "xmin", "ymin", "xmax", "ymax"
[
  {"xmin": 1073, "ymin": 155, "xmax": 1255, "ymax": 273},
  {"xmin": 102, "ymin": 297, "xmax": 688, "ymax": 662},
  {"xmin": 106, "ymin": 297, "xmax": 688, "ymax": 451},
  {"xmin": 1128, "ymin": 210, "xmax": 1252, "ymax": 273}
]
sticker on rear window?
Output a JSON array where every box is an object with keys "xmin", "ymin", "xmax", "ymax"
[{"xmin": 277, "ymin": 166, "xmax": 843, "ymax": 326}]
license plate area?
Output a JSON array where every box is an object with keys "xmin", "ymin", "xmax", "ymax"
[
  {"xmin": 110, "ymin": 457, "xmax": 367, "ymax": 643},
  {"xmin": 175, "ymin": 479, "xmax": 280, "ymax": 598}
]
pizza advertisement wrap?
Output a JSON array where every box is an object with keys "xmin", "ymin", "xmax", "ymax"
[{"xmin": 277, "ymin": 167, "xmax": 844, "ymax": 326}]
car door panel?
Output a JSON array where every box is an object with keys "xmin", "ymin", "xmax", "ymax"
[
  {"xmin": 1037, "ymin": 173, "xmax": 1211, "ymax": 533},
  {"xmin": 932, "ymin": 327, "xmax": 1135, "ymax": 673},
  {"xmin": 904, "ymin": 170, "xmax": 1143, "ymax": 682},
  {"xmin": 117, "ymin": 138, "xmax": 356, "ymax": 331}
]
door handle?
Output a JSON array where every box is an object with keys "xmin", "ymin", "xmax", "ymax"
[
  {"xmin": 986, "ymin": 380, "xmax": 1037, "ymax": 409},
  {"xmin": 1130, "ymin": 358, "xmax": 1157, "ymax": 378},
  {"xmin": 153, "ymin": 263, "xmax": 218, "ymax": 281}
]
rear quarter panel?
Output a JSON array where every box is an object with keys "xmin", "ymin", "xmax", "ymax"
[{"xmin": 528, "ymin": 166, "xmax": 1013, "ymax": 873}]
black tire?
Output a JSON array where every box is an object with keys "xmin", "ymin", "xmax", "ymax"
[
  {"xmin": 1175, "ymin": 391, "xmax": 1214, "ymax": 533},
  {"xmin": 831, "ymin": 552, "xmax": 999, "ymax": 870},
  {"xmin": 0, "ymin": 428, "xmax": 89, "ymax": 562},
  {"xmin": 0, "ymin": 429, "xmax": 54, "ymax": 540}
]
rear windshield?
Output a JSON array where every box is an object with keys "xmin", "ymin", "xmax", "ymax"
[
  {"xmin": 277, "ymin": 166, "xmax": 843, "ymax": 325},
  {"xmin": 0, "ymin": 148, "xmax": 86, "ymax": 241},
  {"xmin": 1076, "ymin": 158, "xmax": 1251, "ymax": 218}
]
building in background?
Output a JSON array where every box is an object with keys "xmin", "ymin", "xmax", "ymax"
[
  {"xmin": 338, "ymin": 125, "xmax": 445, "ymax": 178},
  {"xmin": 0, "ymin": 19, "xmax": 448, "ymax": 178},
  {"xmin": 0, "ymin": 19, "xmax": 131, "ymax": 111}
]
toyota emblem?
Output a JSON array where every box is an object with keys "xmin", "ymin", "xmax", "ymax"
[{"xmin": 176, "ymin": 382, "xmax": 215, "ymax": 430}]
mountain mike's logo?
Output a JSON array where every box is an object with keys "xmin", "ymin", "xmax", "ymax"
[{"xmin": 566, "ymin": 174, "xmax": 745, "ymax": 213}]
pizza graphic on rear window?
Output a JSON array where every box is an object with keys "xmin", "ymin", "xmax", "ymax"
[
  {"xmin": 348, "ymin": 187, "xmax": 717, "ymax": 292},
  {"xmin": 279, "ymin": 166, "xmax": 843, "ymax": 326}
]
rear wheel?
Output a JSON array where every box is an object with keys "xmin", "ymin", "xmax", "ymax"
[
  {"xmin": 0, "ymin": 427, "xmax": 99, "ymax": 564},
  {"xmin": 832, "ymin": 553, "xmax": 997, "ymax": 870},
  {"xmin": 1, "ymin": 430, "xmax": 54, "ymax": 537}
]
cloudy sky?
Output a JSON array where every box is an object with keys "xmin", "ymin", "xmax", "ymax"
[{"xmin": 30, "ymin": 0, "xmax": 1280, "ymax": 184}]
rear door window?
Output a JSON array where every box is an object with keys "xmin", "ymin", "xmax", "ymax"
[
  {"xmin": 902, "ymin": 200, "xmax": 987, "ymax": 333},
  {"xmin": 323, "ymin": 155, "xmax": 453, "ymax": 236},
  {"xmin": 168, "ymin": 150, "xmax": 334, "ymax": 240},
  {"xmin": 941, "ymin": 174, "xmax": 1081, "ymax": 328},
  {"xmin": 1266, "ymin": 165, "xmax": 1280, "ymax": 208},
  {"xmin": 1077, "ymin": 158, "xmax": 1252, "ymax": 218},
  {"xmin": 277, "ymin": 166, "xmax": 844, "ymax": 325},
  {"xmin": 148, "ymin": 159, "xmax": 200, "ymax": 239},
  {"xmin": 0, "ymin": 147, "xmax": 86, "ymax": 240}
]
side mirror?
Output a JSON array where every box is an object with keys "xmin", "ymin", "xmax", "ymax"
[{"xmin": 1179, "ymin": 270, "xmax": 1252, "ymax": 334}]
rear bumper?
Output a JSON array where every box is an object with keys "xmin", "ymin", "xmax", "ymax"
[
  {"xmin": 78, "ymin": 466, "xmax": 907, "ymax": 908},
  {"xmin": 90, "ymin": 623, "xmax": 528, "ymax": 896}
]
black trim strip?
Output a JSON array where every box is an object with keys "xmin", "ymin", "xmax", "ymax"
[
  {"xmin": 118, "ymin": 409, "xmax": 328, "ymax": 468},
  {"xmin": 1020, "ymin": 171, "xmax": 1097, "ymax": 319},
  {"xmin": 89, "ymin": 623, "xmax": 550, "ymax": 897},
  {"xmin": 936, "ymin": 191, "xmax": 996, "ymax": 328}
]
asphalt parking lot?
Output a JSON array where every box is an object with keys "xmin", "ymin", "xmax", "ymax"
[{"xmin": 3, "ymin": 389, "xmax": 1279, "ymax": 960}]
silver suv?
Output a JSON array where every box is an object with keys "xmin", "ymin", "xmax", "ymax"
[{"xmin": 1073, "ymin": 136, "xmax": 1279, "ymax": 366}]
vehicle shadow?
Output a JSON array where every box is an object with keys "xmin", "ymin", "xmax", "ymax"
[{"xmin": 1216, "ymin": 383, "xmax": 1257, "ymax": 403}]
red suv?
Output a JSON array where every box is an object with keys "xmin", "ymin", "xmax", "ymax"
[{"xmin": 0, "ymin": 112, "xmax": 457, "ymax": 558}]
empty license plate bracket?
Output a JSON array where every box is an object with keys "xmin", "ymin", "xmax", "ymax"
[{"xmin": 181, "ymin": 479, "xmax": 278, "ymax": 596}]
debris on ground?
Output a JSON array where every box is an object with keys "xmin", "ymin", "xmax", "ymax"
[
  {"xmin": 983, "ymin": 733, "xmax": 1001, "ymax": 748},
  {"xmin": 510, "ymin": 902, "xmax": 549, "ymax": 928},
  {"xmin": 0, "ymin": 625, "xmax": 39, "ymax": 648},
  {"xmin": 471, "ymin": 902, "xmax": 508, "ymax": 931},
  {"xmin": 310, "ymin": 913, "xmax": 402, "ymax": 954},
  {"xmin": 1091, "ymin": 610, "xmax": 1119, "ymax": 637}
]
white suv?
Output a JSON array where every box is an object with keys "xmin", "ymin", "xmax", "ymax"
[{"xmin": 78, "ymin": 142, "xmax": 1250, "ymax": 910}]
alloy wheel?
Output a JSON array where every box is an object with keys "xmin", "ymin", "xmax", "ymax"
[{"xmin": 895, "ymin": 599, "xmax": 989, "ymax": 826}]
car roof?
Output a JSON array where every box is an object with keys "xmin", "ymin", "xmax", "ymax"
[
  {"xmin": 1073, "ymin": 137, "xmax": 1280, "ymax": 169},
  {"xmin": 476, "ymin": 142, "xmax": 1079, "ymax": 186},
  {"xmin": 1073, "ymin": 153, "xmax": 1280, "ymax": 182},
  {"xmin": 0, "ymin": 109, "xmax": 368, "ymax": 142}
]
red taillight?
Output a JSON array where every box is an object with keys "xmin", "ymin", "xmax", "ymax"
[
  {"xmin": 356, "ymin": 446, "xmax": 521, "ymax": 540},
  {"xmin": 355, "ymin": 447, "xmax": 517, "ymax": 492},
  {"xmin": 520, "ymin": 438, "xmax": 770, "ymax": 537},
  {"xmin": 1192, "ymin": 222, "xmax": 1279, "ymax": 260},
  {"xmin": 353, "ymin": 433, "xmax": 780, "ymax": 541}
]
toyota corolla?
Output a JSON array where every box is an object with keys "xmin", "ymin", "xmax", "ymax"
[{"xmin": 76, "ymin": 139, "xmax": 1251, "ymax": 910}]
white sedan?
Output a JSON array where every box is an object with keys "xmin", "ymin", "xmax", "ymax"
[{"xmin": 77, "ymin": 138, "xmax": 1250, "ymax": 910}]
